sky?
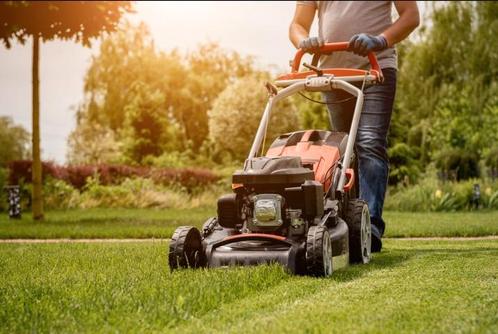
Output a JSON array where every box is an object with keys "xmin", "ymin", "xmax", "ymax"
[{"xmin": 0, "ymin": 1, "xmax": 425, "ymax": 163}]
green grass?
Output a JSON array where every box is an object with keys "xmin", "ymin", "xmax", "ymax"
[
  {"xmin": 0, "ymin": 208, "xmax": 214, "ymax": 239},
  {"xmin": 0, "ymin": 239, "xmax": 496, "ymax": 333},
  {"xmin": 1, "ymin": 208, "xmax": 498, "ymax": 239},
  {"xmin": 383, "ymin": 211, "xmax": 498, "ymax": 237}
]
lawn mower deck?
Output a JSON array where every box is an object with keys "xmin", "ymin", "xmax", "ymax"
[{"xmin": 169, "ymin": 42, "xmax": 381, "ymax": 276}]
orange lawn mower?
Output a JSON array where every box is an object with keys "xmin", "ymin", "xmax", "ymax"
[{"xmin": 168, "ymin": 43, "xmax": 383, "ymax": 276}]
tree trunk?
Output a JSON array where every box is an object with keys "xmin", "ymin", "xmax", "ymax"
[{"xmin": 32, "ymin": 35, "xmax": 44, "ymax": 220}]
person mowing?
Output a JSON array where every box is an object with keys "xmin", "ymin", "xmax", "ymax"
[{"xmin": 289, "ymin": 1, "xmax": 419, "ymax": 251}]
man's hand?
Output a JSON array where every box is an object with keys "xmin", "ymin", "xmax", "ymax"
[
  {"xmin": 348, "ymin": 34, "xmax": 388, "ymax": 56},
  {"xmin": 298, "ymin": 36, "xmax": 324, "ymax": 52}
]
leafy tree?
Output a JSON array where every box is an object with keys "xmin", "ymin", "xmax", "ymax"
[
  {"xmin": 387, "ymin": 143, "xmax": 421, "ymax": 185},
  {"xmin": 179, "ymin": 43, "xmax": 256, "ymax": 149},
  {"xmin": 66, "ymin": 119, "xmax": 122, "ymax": 165},
  {"xmin": 81, "ymin": 22, "xmax": 183, "ymax": 131},
  {"xmin": 0, "ymin": 1, "xmax": 132, "ymax": 219},
  {"xmin": 70, "ymin": 22, "xmax": 257, "ymax": 165},
  {"xmin": 484, "ymin": 146, "xmax": 498, "ymax": 180},
  {"xmin": 392, "ymin": 1, "xmax": 497, "ymax": 181},
  {"xmin": 71, "ymin": 22, "xmax": 184, "ymax": 164},
  {"xmin": 71, "ymin": 22, "xmax": 186, "ymax": 164},
  {"xmin": 119, "ymin": 82, "xmax": 183, "ymax": 164},
  {"xmin": 208, "ymin": 75, "xmax": 299, "ymax": 162},
  {"xmin": 0, "ymin": 116, "xmax": 31, "ymax": 166}
]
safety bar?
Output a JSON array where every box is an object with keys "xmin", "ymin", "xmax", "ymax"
[{"xmin": 291, "ymin": 42, "xmax": 381, "ymax": 75}]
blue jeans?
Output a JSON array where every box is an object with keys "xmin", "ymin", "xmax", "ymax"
[{"xmin": 323, "ymin": 68, "xmax": 397, "ymax": 237}]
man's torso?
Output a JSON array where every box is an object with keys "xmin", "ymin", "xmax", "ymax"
[{"xmin": 299, "ymin": 1, "xmax": 397, "ymax": 70}]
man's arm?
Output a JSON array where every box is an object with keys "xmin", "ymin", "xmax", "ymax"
[
  {"xmin": 289, "ymin": 4, "xmax": 317, "ymax": 49},
  {"xmin": 349, "ymin": 1, "xmax": 420, "ymax": 56},
  {"xmin": 382, "ymin": 1, "xmax": 420, "ymax": 47}
]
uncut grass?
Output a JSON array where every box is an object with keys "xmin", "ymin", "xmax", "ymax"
[
  {"xmin": 0, "ymin": 240, "xmax": 497, "ymax": 333},
  {"xmin": 1, "ymin": 208, "xmax": 498, "ymax": 239},
  {"xmin": 0, "ymin": 207, "xmax": 214, "ymax": 239},
  {"xmin": 383, "ymin": 210, "xmax": 498, "ymax": 237}
]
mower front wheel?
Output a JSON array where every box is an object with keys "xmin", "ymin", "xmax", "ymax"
[
  {"xmin": 306, "ymin": 225, "xmax": 333, "ymax": 277},
  {"xmin": 168, "ymin": 226, "xmax": 206, "ymax": 270}
]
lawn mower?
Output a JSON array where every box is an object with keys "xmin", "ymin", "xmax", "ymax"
[{"xmin": 169, "ymin": 43, "xmax": 383, "ymax": 276}]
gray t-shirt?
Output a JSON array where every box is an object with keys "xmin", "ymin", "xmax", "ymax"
[{"xmin": 297, "ymin": 1, "xmax": 397, "ymax": 70}]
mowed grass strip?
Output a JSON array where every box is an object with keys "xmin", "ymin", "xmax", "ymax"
[
  {"xmin": 0, "ymin": 240, "xmax": 496, "ymax": 333},
  {"xmin": 0, "ymin": 208, "xmax": 498, "ymax": 239}
]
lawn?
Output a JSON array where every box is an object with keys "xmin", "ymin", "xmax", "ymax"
[
  {"xmin": 0, "ymin": 208, "xmax": 498, "ymax": 239},
  {"xmin": 0, "ymin": 208, "xmax": 214, "ymax": 239},
  {"xmin": 0, "ymin": 239, "xmax": 496, "ymax": 333}
]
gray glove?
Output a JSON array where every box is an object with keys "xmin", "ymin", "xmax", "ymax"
[
  {"xmin": 348, "ymin": 33, "xmax": 388, "ymax": 56},
  {"xmin": 298, "ymin": 36, "xmax": 324, "ymax": 51}
]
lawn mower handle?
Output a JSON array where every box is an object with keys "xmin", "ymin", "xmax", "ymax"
[{"xmin": 291, "ymin": 42, "xmax": 381, "ymax": 74}]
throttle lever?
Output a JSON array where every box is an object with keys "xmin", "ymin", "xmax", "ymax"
[{"xmin": 302, "ymin": 63, "xmax": 323, "ymax": 77}]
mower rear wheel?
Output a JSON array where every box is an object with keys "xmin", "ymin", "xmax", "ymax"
[
  {"xmin": 346, "ymin": 200, "xmax": 371, "ymax": 264},
  {"xmin": 306, "ymin": 225, "xmax": 333, "ymax": 277},
  {"xmin": 168, "ymin": 226, "xmax": 205, "ymax": 270}
]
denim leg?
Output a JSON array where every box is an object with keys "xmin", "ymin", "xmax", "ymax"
[{"xmin": 323, "ymin": 68, "xmax": 397, "ymax": 237}]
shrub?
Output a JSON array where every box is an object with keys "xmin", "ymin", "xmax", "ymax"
[
  {"xmin": 7, "ymin": 160, "xmax": 61, "ymax": 185},
  {"xmin": 434, "ymin": 148, "xmax": 480, "ymax": 181},
  {"xmin": 208, "ymin": 75, "xmax": 299, "ymax": 162},
  {"xmin": 385, "ymin": 174, "xmax": 498, "ymax": 212},
  {"xmin": 78, "ymin": 177, "xmax": 222, "ymax": 209},
  {"xmin": 385, "ymin": 176, "xmax": 437, "ymax": 212},
  {"xmin": 0, "ymin": 167, "xmax": 7, "ymax": 212},
  {"xmin": 484, "ymin": 146, "xmax": 498, "ymax": 180},
  {"xmin": 149, "ymin": 167, "xmax": 220, "ymax": 191},
  {"xmin": 488, "ymin": 191, "xmax": 498, "ymax": 209},
  {"xmin": 8, "ymin": 161, "xmax": 220, "ymax": 191},
  {"xmin": 43, "ymin": 178, "xmax": 81, "ymax": 210},
  {"xmin": 388, "ymin": 143, "xmax": 421, "ymax": 185}
]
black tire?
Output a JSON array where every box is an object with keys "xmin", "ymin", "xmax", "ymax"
[
  {"xmin": 168, "ymin": 226, "xmax": 205, "ymax": 270},
  {"xmin": 306, "ymin": 225, "xmax": 333, "ymax": 277},
  {"xmin": 345, "ymin": 200, "xmax": 371, "ymax": 264}
]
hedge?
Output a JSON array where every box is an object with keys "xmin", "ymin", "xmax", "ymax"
[{"xmin": 7, "ymin": 161, "xmax": 220, "ymax": 190}]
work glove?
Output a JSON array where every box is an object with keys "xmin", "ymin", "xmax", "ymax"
[
  {"xmin": 298, "ymin": 36, "xmax": 324, "ymax": 52},
  {"xmin": 348, "ymin": 33, "xmax": 388, "ymax": 56}
]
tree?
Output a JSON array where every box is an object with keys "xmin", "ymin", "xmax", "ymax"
[
  {"xmin": 391, "ymin": 1, "xmax": 497, "ymax": 181},
  {"xmin": 179, "ymin": 43, "xmax": 256, "ymax": 149},
  {"xmin": 0, "ymin": 1, "xmax": 133, "ymax": 219},
  {"xmin": 66, "ymin": 118, "xmax": 122, "ymax": 165},
  {"xmin": 119, "ymin": 82, "xmax": 183, "ymax": 164},
  {"xmin": 70, "ymin": 22, "xmax": 258, "ymax": 165},
  {"xmin": 208, "ymin": 75, "xmax": 299, "ymax": 162},
  {"xmin": 69, "ymin": 22, "xmax": 186, "ymax": 164},
  {"xmin": 0, "ymin": 116, "xmax": 31, "ymax": 166}
]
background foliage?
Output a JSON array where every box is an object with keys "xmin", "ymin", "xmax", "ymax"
[
  {"xmin": 2, "ymin": 2, "xmax": 497, "ymax": 213},
  {"xmin": 0, "ymin": 116, "xmax": 30, "ymax": 167},
  {"xmin": 67, "ymin": 3, "xmax": 497, "ymax": 178},
  {"xmin": 68, "ymin": 22, "xmax": 256, "ymax": 165},
  {"xmin": 391, "ymin": 1, "xmax": 498, "ymax": 183},
  {"xmin": 208, "ymin": 75, "xmax": 299, "ymax": 162}
]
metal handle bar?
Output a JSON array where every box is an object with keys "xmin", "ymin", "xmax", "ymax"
[{"xmin": 291, "ymin": 42, "xmax": 381, "ymax": 74}]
